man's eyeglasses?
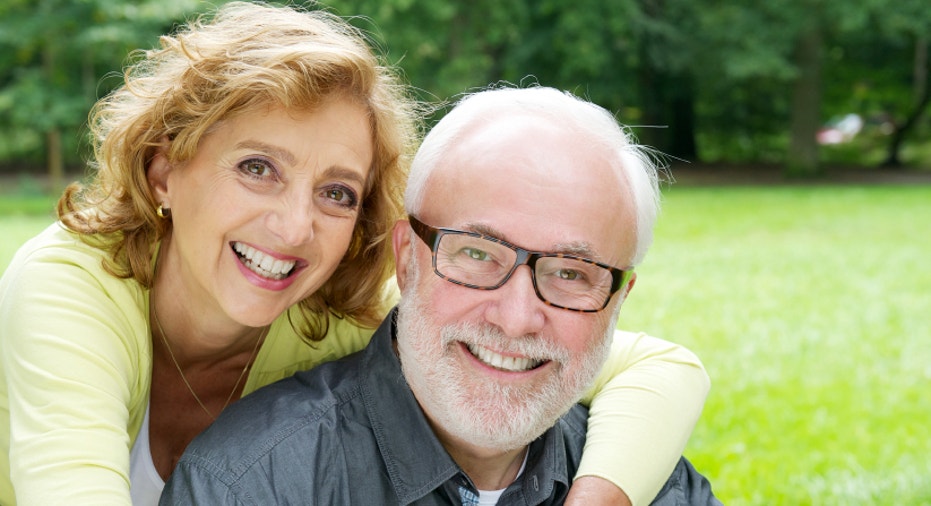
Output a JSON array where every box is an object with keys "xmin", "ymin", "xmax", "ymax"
[{"xmin": 408, "ymin": 216, "xmax": 632, "ymax": 313}]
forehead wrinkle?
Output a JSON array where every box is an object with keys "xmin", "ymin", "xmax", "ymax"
[
  {"xmin": 236, "ymin": 140, "xmax": 369, "ymax": 187},
  {"xmin": 235, "ymin": 140, "xmax": 297, "ymax": 166},
  {"xmin": 463, "ymin": 222, "xmax": 601, "ymax": 260},
  {"xmin": 551, "ymin": 241, "xmax": 600, "ymax": 259},
  {"xmin": 323, "ymin": 165, "xmax": 369, "ymax": 187}
]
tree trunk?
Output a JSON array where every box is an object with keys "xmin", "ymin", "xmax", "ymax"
[
  {"xmin": 882, "ymin": 35, "xmax": 930, "ymax": 168},
  {"xmin": 635, "ymin": 0, "xmax": 665, "ymax": 151},
  {"xmin": 636, "ymin": 41, "xmax": 665, "ymax": 151},
  {"xmin": 667, "ymin": 73, "xmax": 698, "ymax": 161},
  {"xmin": 43, "ymin": 35, "xmax": 63, "ymax": 192},
  {"xmin": 46, "ymin": 129, "xmax": 63, "ymax": 193},
  {"xmin": 786, "ymin": 27, "xmax": 823, "ymax": 177}
]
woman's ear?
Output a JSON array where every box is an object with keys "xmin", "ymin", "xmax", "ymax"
[
  {"xmin": 392, "ymin": 220, "xmax": 413, "ymax": 292},
  {"xmin": 147, "ymin": 137, "xmax": 173, "ymax": 207}
]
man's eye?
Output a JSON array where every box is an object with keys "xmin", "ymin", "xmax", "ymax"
[
  {"xmin": 556, "ymin": 269, "xmax": 581, "ymax": 281},
  {"xmin": 462, "ymin": 248, "xmax": 490, "ymax": 261}
]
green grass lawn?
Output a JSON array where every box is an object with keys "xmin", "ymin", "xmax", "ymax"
[
  {"xmin": 0, "ymin": 214, "xmax": 57, "ymax": 269},
  {"xmin": 1, "ymin": 185, "xmax": 929, "ymax": 504},
  {"xmin": 0, "ymin": 193, "xmax": 57, "ymax": 269},
  {"xmin": 619, "ymin": 184, "xmax": 931, "ymax": 505}
]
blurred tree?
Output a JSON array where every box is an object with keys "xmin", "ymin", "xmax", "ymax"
[
  {"xmin": 1, "ymin": 0, "xmax": 928, "ymax": 183},
  {"xmin": 0, "ymin": 0, "xmax": 213, "ymax": 190},
  {"xmin": 330, "ymin": 0, "xmax": 641, "ymax": 133},
  {"xmin": 872, "ymin": 0, "xmax": 931, "ymax": 167},
  {"xmin": 685, "ymin": 0, "xmax": 930, "ymax": 174},
  {"xmin": 326, "ymin": 0, "xmax": 535, "ymax": 107},
  {"xmin": 882, "ymin": 35, "xmax": 931, "ymax": 167},
  {"xmin": 621, "ymin": 0, "xmax": 701, "ymax": 161},
  {"xmin": 786, "ymin": 11, "xmax": 824, "ymax": 177}
]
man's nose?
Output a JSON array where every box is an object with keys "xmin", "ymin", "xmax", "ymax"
[{"xmin": 482, "ymin": 265, "xmax": 546, "ymax": 338}]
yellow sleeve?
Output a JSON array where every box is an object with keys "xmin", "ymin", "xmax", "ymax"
[
  {"xmin": 0, "ymin": 226, "xmax": 148, "ymax": 505},
  {"xmin": 575, "ymin": 329, "xmax": 710, "ymax": 506}
]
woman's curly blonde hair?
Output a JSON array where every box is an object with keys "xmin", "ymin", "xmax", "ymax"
[{"xmin": 58, "ymin": 1, "xmax": 421, "ymax": 340}]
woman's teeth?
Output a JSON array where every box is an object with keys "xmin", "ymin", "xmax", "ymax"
[
  {"xmin": 233, "ymin": 242, "xmax": 296, "ymax": 280},
  {"xmin": 466, "ymin": 343, "xmax": 543, "ymax": 372}
]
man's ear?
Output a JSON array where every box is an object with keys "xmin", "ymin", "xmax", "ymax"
[
  {"xmin": 147, "ymin": 137, "xmax": 173, "ymax": 207},
  {"xmin": 392, "ymin": 220, "xmax": 413, "ymax": 292},
  {"xmin": 617, "ymin": 272, "xmax": 637, "ymax": 305}
]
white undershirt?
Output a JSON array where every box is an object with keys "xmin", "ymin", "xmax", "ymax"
[
  {"xmin": 129, "ymin": 402, "xmax": 165, "ymax": 506},
  {"xmin": 478, "ymin": 449, "xmax": 529, "ymax": 505}
]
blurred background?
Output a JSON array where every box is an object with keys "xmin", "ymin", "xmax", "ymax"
[
  {"xmin": 1, "ymin": 0, "xmax": 930, "ymax": 190},
  {"xmin": 1, "ymin": 1, "xmax": 929, "ymax": 505}
]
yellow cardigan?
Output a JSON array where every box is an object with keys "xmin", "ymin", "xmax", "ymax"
[{"xmin": 0, "ymin": 223, "xmax": 709, "ymax": 506}]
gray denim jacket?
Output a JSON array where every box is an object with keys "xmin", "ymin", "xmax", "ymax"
[{"xmin": 161, "ymin": 309, "xmax": 721, "ymax": 505}]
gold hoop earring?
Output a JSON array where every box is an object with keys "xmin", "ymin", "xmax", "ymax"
[{"xmin": 156, "ymin": 204, "xmax": 170, "ymax": 219}]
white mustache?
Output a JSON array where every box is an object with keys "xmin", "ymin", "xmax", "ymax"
[{"xmin": 440, "ymin": 322, "xmax": 570, "ymax": 366}]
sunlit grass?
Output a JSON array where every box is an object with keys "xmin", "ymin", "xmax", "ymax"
[
  {"xmin": 0, "ymin": 194, "xmax": 58, "ymax": 216},
  {"xmin": 0, "ymin": 214, "xmax": 55, "ymax": 270},
  {"xmin": 619, "ymin": 184, "xmax": 931, "ymax": 505},
  {"xmin": 0, "ymin": 190, "xmax": 56, "ymax": 270}
]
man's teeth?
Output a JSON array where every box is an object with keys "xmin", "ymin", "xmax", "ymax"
[
  {"xmin": 233, "ymin": 242, "xmax": 296, "ymax": 280},
  {"xmin": 466, "ymin": 343, "xmax": 542, "ymax": 372}
]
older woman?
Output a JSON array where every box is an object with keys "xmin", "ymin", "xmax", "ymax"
[{"xmin": 0, "ymin": 3, "xmax": 709, "ymax": 505}]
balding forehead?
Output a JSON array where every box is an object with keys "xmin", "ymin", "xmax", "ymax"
[
  {"xmin": 419, "ymin": 114, "xmax": 639, "ymax": 266},
  {"xmin": 442, "ymin": 111, "xmax": 628, "ymax": 187},
  {"xmin": 408, "ymin": 87, "xmax": 656, "ymax": 266}
]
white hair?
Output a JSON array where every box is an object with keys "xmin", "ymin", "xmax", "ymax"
[{"xmin": 404, "ymin": 85, "xmax": 661, "ymax": 266}]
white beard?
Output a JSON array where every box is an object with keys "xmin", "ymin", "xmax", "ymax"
[{"xmin": 395, "ymin": 268, "xmax": 613, "ymax": 452}]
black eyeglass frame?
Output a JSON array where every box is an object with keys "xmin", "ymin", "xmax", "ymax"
[{"xmin": 408, "ymin": 215, "xmax": 633, "ymax": 313}]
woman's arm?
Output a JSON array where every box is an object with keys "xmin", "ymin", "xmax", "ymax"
[
  {"xmin": 0, "ymin": 229, "xmax": 145, "ymax": 505},
  {"xmin": 570, "ymin": 329, "xmax": 710, "ymax": 506}
]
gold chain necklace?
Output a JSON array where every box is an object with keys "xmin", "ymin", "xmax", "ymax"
[{"xmin": 150, "ymin": 295, "xmax": 267, "ymax": 421}]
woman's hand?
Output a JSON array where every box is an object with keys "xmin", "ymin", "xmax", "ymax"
[{"xmin": 565, "ymin": 476, "xmax": 632, "ymax": 506}]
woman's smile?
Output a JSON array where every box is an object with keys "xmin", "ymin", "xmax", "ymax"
[{"xmin": 232, "ymin": 242, "xmax": 299, "ymax": 281}]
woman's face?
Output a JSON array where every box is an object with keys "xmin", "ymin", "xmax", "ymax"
[{"xmin": 150, "ymin": 99, "xmax": 374, "ymax": 328}]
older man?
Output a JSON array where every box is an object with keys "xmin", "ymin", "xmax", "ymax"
[{"xmin": 161, "ymin": 87, "xmax": 719, "ymax": 505}]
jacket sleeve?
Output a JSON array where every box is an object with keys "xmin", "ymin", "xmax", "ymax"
[
  {"xmin": 0, "ymin": 232, "xmax": 147, "ymax": 505},
  {"xmin": 160, "ymin": 458, "xmax": 250, "ymax": 506},
  {"xmin": 650, "ymin": 457, "xmax": 723, "ymax": 506},
  {"xmin": 574, "ymin": 330, "xmax": 710, "ymax": 506}
]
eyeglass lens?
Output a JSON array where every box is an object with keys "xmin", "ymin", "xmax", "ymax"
[{"xmin": 435, "ymin": 232, "xmax": 615, "ymax": 311}]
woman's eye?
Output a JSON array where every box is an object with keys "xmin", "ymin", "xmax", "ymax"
[
  {"xmin": 321, "ymin": 185, "xmax": 359, "ymax": 210},
  {"xmin": 326, "ymin": 188, "xmax": 346, "ymax": 201},
  {"xmin": 239, "ymin": 159, "xmax": 275, "ymax": 179}
]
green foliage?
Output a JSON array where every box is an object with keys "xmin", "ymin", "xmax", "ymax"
[
  {"xmin": 1, "ymin": 0, "xmax": 930, "ymax": 170},
  {"xmin": 0, "ymin": 0, "xmax": 219, "ymax": 164},
  {"xmin": 620, "ymin": 185, "xmax": 931, "ymax": 504}
]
